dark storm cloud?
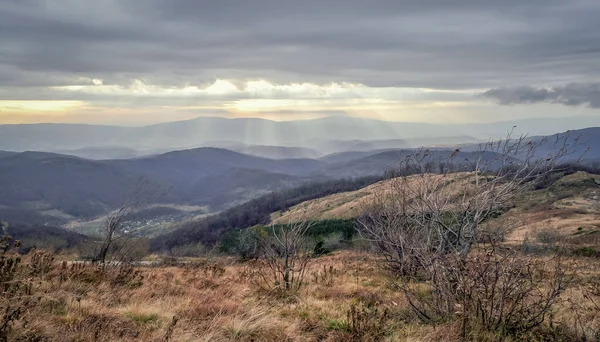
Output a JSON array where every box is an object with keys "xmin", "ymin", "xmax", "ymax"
[
  {"xmin": 1, "ymin": 0, "xmax": 600, "ymax": 92},
  {"xmin": 481, "ymin": 83, "xmax": 600, "ymax": 108}
]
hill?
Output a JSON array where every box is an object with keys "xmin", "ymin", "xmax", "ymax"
[
  {"xmin": 188, "ymin": 168, "xmax": 308, "ymax": 209},
  {"xmin": 314, "ymin": 136, "xmax": 480, "ymax": 154},
  {"xmin": 272, "ymin": 168, "xmax": 600, "ymax": 243},
  {"xmin": 271, "ymin": 172, "xmax": 478, "ymax": 223},
  {"xmin": 0, "ymin": 150, "xmax": 16, "ymax": 159},
  {"xmin": 537, "ymin": 127, "xmax": 600, "ymax": 161},
  {"xmin": 3, "ymin": 222, "xmax": 90, "ymax": 253},
  {"xmin": 318, "ymin": 149, "xmax": 398, "ymax": 164},
  {"xmin": 459, "ymin": 127, "xmax": 600, "ymax": 162},
  {"xmin": 109, "ymin": 147, "xmax": 324, "ymax": 187},
  {"xmin": 204, "ymin": 142, "xmax": 323, "ymax": 159},
  {"xmin": 0, "ymin": 152, "xmax": 168, "ymax": 219}
]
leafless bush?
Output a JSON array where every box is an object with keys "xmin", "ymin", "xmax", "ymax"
[
  {"xmin": 250, "ymin": 219, "xmax": 315, "ymax": 294},
  {"xmin": 360, "ymin": 131, "xmax": 581, "ymax": 269},
  {"xmin": 536, "ymin": 229, "xmax": 561, "ymax": 244},
  {"xmin": 403, "ymin": 242, "xmax": 569, "ymax": 338},
  {"xmin": 358, "ymin": 131, "xmax": 582, "ymax": 338}
]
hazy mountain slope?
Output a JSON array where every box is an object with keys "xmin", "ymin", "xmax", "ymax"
[
  {"xmin": 53, "ymin": 146, "xmax": 142, "ymax": 160},
  {"xmin": 0, "ymin": 152, "xmax": 170, "ymax": 218},
  {"xmin": 459, "ymin": 127, "xmax": 600, "ymax": 162},
  {"xmin": 228, "ymin": 145, "xmax": 322, "ymax": 159},
  {"xmin": 0, "ymin": 123, "xmax": 132, "ymax": 151},
  {"xmin": 313, "ymin": 136, "xmax": 480, "ymax": 154},
  {"xmin": 318, "ymin": 149, "xmax": 399, "ymax": 164},
  {"xmin": 190, "ymin": 168, "xmax": 306, "ymax": 210},
  {"xmin": 5, "ymin": 223, "xmax": 90, "ymax": 252},
  {"xmin": 317, "ymin": 150, "xmax": 501, "ymax": 178},
  {"xmin": 108, "ymin": 147, "xmax": 325, "ymax": 186},
  {"xmin": 537, "ymin": 127, "xmax": 600, "ymax": 161},
  {"xmin": 0, "ymin": 148, "xmax": 328, "ymax": 226},
  {"xmin": 0, "ymin": 151, "xmax": 16, "ymax": 159}
]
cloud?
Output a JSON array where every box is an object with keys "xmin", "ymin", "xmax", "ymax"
[
  {"xmin": 2, "ymin": 0, "xmax": 600, "ymax": 90},
  {"xmin": 0, "ymin": 78, "xmax": 471, "ymax": 108},
  {"xmin": 2, "ymin": 0, "xmax": 600, "ymax": 124},
  {"xmin": 480, "ymin": 83, "xmax": 600, "ymax": 108}
]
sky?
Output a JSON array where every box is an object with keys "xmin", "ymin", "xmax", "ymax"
[{"xmin": 1, "ymin": 0, "xmax": 600, "ymax": 126}]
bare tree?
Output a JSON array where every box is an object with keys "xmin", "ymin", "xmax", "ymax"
[{"xmin": 92, "ymin": 178, "xmax": 158, "ymax": 264}]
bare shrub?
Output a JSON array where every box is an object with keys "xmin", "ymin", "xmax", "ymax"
[
  {"xmin": 250, "ymin": 219, "xmax": 315, "ymax": 294},
  {"xmin": 536, "ymin": 229, "xmax": 561, "ymax": 244},
  {"xmin": 406, "ymin": 242, "xmax": 569, "ymax": 338},
  {"xmin": 358, "ymin": 131, "xmax": 582, "ymax": 338}
]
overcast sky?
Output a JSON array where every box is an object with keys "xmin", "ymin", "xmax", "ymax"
[{"xmin": 1, "ymin": 0, "xmax": 600, "ymax": 125}]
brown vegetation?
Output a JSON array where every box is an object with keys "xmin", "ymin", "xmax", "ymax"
[{"xmin": 0, "ymin": 245, "xmax": 598, "ymax": 341}]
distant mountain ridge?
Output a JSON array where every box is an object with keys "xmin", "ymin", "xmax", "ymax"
[{"xmin": 3, "ymin": 115, "xmax": 600, "ymax": 152}]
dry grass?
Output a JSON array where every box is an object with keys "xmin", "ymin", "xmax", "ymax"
[
  {"xmin": 1, "ymin": 247, "xmax": 596, "ymax": 341},
  {"xmin": 271, "ymin": 173, "xmax": 478, "ymax": 224}
]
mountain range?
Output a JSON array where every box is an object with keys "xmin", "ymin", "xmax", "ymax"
[
  {"xmin": 3, "ymin": 115, "xmax": 600, "ymax": 154},
  {"xmin": 1, "ymin": 121, "xmax": 599, "ymax": 234}
]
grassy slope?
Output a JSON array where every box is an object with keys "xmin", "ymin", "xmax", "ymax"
[{"xmin": 272, "ymin": 171, "xmax": 600, "ymax": 243}]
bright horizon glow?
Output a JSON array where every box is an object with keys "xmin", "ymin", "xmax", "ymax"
[
  {"xmin": 1, "ymin": 78, "xmax": 599, "ymax": 126},
  {"xmin": 1, "ymin": 79, "xmax": 488, "ymax": 125}
]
